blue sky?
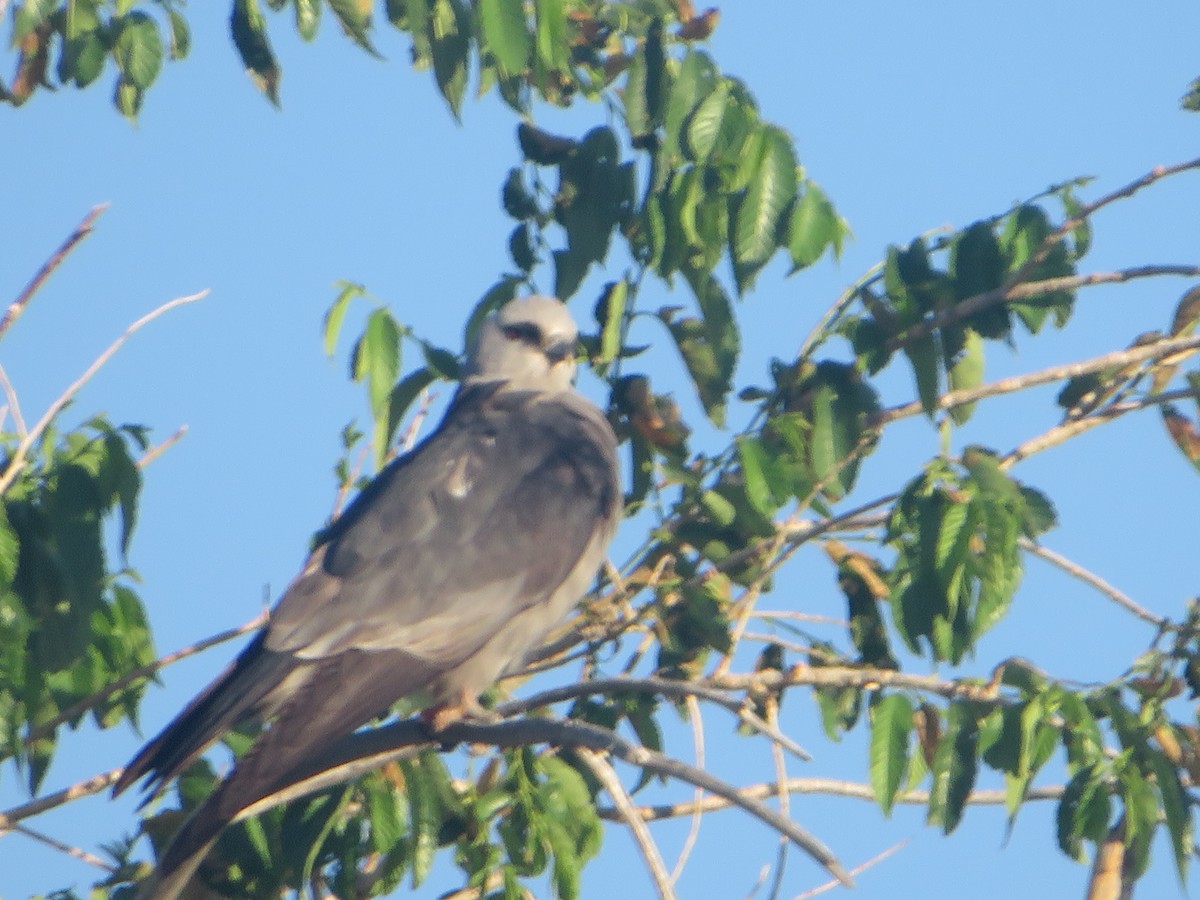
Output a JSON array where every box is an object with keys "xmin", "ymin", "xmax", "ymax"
[{"xmin": 4, "ymin": 1, "xmax": 1200, "ymax": 897}]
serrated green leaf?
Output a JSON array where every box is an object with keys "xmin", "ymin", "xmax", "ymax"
[
  {"xmin": 480, "ymin": 0, "xmax": 530, "ymax": 77},
  {"xmin": 732, "ymin": 125, "xmax": 797, "ymax": 289},
  {"xmin": 869, "ymin": 694, "xmax": 912, "ymax": 817},
  {"xmin": 114, "ymin": 12, "xmax": 164, "ymax": 91},
  {"xmin": 355, "ymin": 308, "xmax": 402, "ymax": 416},
  {"xmin": 786, "ymin": 182, "xmax": 841, "ymax": 271}
]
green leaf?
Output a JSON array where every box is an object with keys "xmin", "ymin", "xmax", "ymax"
[
  {"xmin": 114, "ymin": 12, "xmax": 164, "ymax": 91},
  {"xmin": 231, "ymin": 0, "xmax": 281, "ymax": 105},
  {"xmin": 430, "ymin": 0, "xmax": 469, "ymax": 118},
  {"xmin": 869, "ymin": 694, "xmax": 913, "ymax": 816},
  {"xmin": 1055, "ymin": 766, "xmax": 1094, "ymax": 861},
  {"xmin": 685, "ymin": 82, "xmax": 729, "ymax": 161},
  {"xmin": 13, "ymin": 0, "xmax": 56, "ymax": 44},
  {"xmin": 663, "ymin": 49, "xmax": 718, "ymax": 160},
  {"xmin": 533, "ymin": 0, "xmax": 568, "ymax": 73},
  {"xmin": 737, "ymin": 435, "xmax": 786, "ymax": 517},
  {"xmin": 323, "ymin": 281, "xmax": 366, "ymax": 357},
  {"xmin": 951, "ymin": 222, "xmax": 1009, "ymax": 338},
  {"xmin": 732, "ymin": 125, "xmax": 797, "ymax": 289},
  {"xmin": 351, "ymin": 309, "xmax": 400, "ymax": 410},
  {"xmin": 406, "ymin": 0, "xmax": 432, "ymax": 64},
  {"xmin": 328, "ymin": 0, "xmax": 378, "ymax": 54},
  {"xmin": 401, "ymin": 758, "xmax": 437, "ymax": 887},
  {"xmin": 786, "ymin": 182, "xmax": 842, "ymax": 271},
  {"xmin": 928, "ymin": 702, "xmax": 979, "ymax": 834},
  {"xmin": 946, "ymin": 327, "xmax": 984, "ymax": 425},
  {"xmin": 480, "ymin": 0, "xmax": 530, "ymax": 77},
  {"xmin": 167, "ymin": 7, "xmax": 193, "ymax": 57},
  {"xmin": 1147, "ymin": 747, "xmax": 1192, "ymax": 882},
  {"xmin": 0, "ymin": 506, "xmax": 19, "ymax": 588},
  {"xmin": 903, "ymin": 333, "xmax": 940, "ymax": 417},
  {"xmin": 385, "ymin": 367, "xmax": 438, "ymax": 451},
  {"xmin": 596, "ymin": 279, "xmax": 627, "ymax": 366}
]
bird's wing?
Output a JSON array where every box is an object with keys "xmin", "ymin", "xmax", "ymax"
[{"xmin": 264, "ymin": 382, "xmax": 620, "ymax": 667}]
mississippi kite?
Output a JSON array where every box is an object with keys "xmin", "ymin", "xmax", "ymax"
[{"xmin": 115, "ymin": 295, "xmax": 622, "ymax": 898}]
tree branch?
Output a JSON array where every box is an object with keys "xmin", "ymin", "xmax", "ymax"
[
  {"xmin": 876, "ymin": 333, "xmax": 1200, "ymax": 427},
  {"xmin": 7, "ymin": 822, "xmax": 117, "ymax": 872},
  {"xmin": 1020, "ymin": 538, "xmax": 1166, "ymax": 627},
  {"xmin": 234, "ymin": 717, "xmax": 855, "ymax": 888},
  {"xmin": 0, "ymin": 290, "xmax": 209, "ymax": 496},
  {"xmin": 575, "ymin": 746, "xmax": 676, "ymax": 900},
  {"xmin": 11, "ymin": 610, "xmax": 266, "ymax": 760},
  {"xmin": 596, "ymin": 777, "xmax": 1065, "ymax": 822},
  {"xmin": 1, "ymin": 204, "xmax": 108, "ymax": 343},
  {"xmin": 0, "ymin": 769, "xmax": 122, "ymax": 830}
]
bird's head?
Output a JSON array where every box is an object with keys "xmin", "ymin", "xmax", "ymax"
[{"xmin": 465, "ymin": 295, "xmax": 580, "ymax": 392}]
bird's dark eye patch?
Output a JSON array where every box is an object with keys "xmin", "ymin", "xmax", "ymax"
[{"xmin": 502, "ymin": 322, "xmax": 543, "ymax": 345}]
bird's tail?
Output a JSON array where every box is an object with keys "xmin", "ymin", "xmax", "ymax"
[{"xmin": 114, "ymin": 634, "xmax": 298, "ymax": 801}]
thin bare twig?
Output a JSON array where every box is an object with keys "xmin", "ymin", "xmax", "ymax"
[
  {"xmin": 1021, "ymin": 539, "xmax": 1166, "ymax": 627},
  {"xmin": 669, "ymin": 695, "xmax": 705, "ymax": 887},
  {"xmin": 596, "ymin": 778, "xmax": 1065, "ymax": 822},
  {"xmin": 12, "ymin": 610, "xmax": 266, "ymax": 759},
  {"xmin": 767, "ymin": 696, "xmax": 790, "ymax": 900},
  {"xmin": 1, "ymin": 204, "xmax": 108, "ymax": 342},
  {"xmin": 0, "ymin": 290, "xmax": 209, "ymax": 496},
  {"xmin": 136, "ymin": 424, "xmax": 188, "ymax": 468},
  {"xmin": 575, "ymin": 747, "xmax": 676, "ymax": 900},
  {"xmin": 877, "ymin": 333, "xmax": 1200, "ymax": 427},
  {"xmin": 0, "ymin": 361, "xmax": 27, "ymax": 436},
  {"xmin": 0, "ymin": 769, "xmax": 122, "ymax": 830},
  {"xmin": 792, "ymin": 840, "xmax": 909, "ymax": 899},
  {"xmin": 1004, "ymin": 385, "xmax": 1200, "ymax": 466},
  {"xmin": 885, "ymin": 155, "xmax": 1200, "ymax": 354},
  {"xmin": 7, "ymin": 822, "xmax": 117, "ymax": 872}
]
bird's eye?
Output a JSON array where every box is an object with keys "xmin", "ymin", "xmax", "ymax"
[{"xmin": 502, "ymin": 322, "xmax": 542, "ymax": 345}]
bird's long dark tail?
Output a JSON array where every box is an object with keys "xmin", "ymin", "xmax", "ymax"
[{"xmin": 114, "ymin": 634, "xmax": 298, "ymax": 801}]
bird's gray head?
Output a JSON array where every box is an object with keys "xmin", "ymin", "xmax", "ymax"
[{"xmin": 465, "ymin": 295, "xmax": 580, "ymax": 392}]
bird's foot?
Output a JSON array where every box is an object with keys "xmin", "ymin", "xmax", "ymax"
[{"xmin": 421, "ymin": 695, "xmax": 498, "ymax": 747}]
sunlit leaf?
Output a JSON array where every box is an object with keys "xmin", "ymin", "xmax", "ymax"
[
  {"xmin": 480, "ymin": 0, "xmax": 530, "ymax": 77},
  {"xmin": 869, "ymin": 694, "xmax": 912, "ymax": 816}
]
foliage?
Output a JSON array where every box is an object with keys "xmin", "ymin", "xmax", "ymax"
[{"xmin": 5, "ymin": 3, "xmax": 1200, "ymax": 899}]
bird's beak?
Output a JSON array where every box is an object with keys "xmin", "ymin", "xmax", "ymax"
[{"xmin": 544, "ymin": 339, "xmax": 577, "ymax": 364}]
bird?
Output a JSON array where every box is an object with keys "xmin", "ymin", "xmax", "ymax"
[{"xmin": 114, "ymin": 295, "xmax": 622, "ymax": 898}]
